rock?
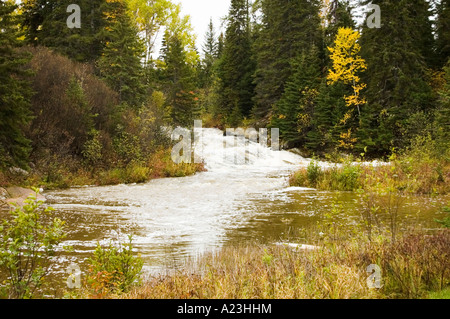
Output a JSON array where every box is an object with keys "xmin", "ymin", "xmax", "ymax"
[
  {"xmin": 288, "ymin": 148, "xmax": 309, "ymax": 158},
  {"xmin": 8, "ymin": 167, "xmax": 29, "ymax": 177},
  {"xmin": 276, "ymin": 242, "xmax": 319, "ymax": 251},
  {"xmin": 0, "ymin": 187, "xmax": 8, "ymax": 200},
  {"xmin": 4, "ymin": 186, "xmax": 46, "ymax": 207}
]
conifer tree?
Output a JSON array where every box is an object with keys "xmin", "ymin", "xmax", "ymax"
[
  {"xmin": 0, "ymin": 1, "xmax": 33, "ymax": 168},
  {"xmin": 160, "ymin": 32, "xmax": 199, "ymax": 127},
  {"xmin": 97, "ymin": 0, "xmax": 147, "ymax": 107},
  {"xmin": 358, "ymin": 0, "xmax": 433, "ymax": 156},
  {"xmin": 271, "ymin": 46, "xmax": 321, "ymax": 148},
  {"xmin": 252, "ymin": 0, "xmax": 322, "ymax": 125},
  {"xmin": 217, "ymin": 0, "xmax": 255, "ymax": 123},
  {"xmin": 437, "ymin": 0, "xmax": 450, "ymax": 68},
  {"xmin": 306, "ymin": 0, "xmax": 355, "ymax": 153},
  {"xmin": 21, "ymin": 0, "xmax": 108, "ymax": 63},
  {"xmin": 200, "ymin": 18, "xmax": 218, "ymax": 89},
  {"xmin": 435, "ymin": 59, "xmax": 450, "ymax": 151}
]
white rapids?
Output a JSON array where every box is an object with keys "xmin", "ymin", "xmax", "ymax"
[{"xmin": 45, "ymin": 128, "xmax": 311, "ymax": 271}]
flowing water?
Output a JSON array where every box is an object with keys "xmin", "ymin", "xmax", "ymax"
[{"xmin": 2, "ymin": 128, "xmax": 448, "ymax": 292}]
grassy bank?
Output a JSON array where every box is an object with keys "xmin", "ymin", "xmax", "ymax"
[
  {"xmin": 0, "ymin": 148, "xmax": 205, "ymax": 190},
  {"xmin": 119, "ymin": 227, "xmax": 449, "ymax": 299},
  {"xmin": 289, "ymin": 137, "xmax": 450, "ymax": 195}
]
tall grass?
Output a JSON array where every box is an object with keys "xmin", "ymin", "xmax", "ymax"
[
  {"xmin": 118, "ymin": 224, "xmax": 449, "ymax": 300},
  {"xmin": 290, "ymin": 136, "xmax": 450, "ymax": 195},
  {"xmin": 289, "ymin": 159, "xmax": 362, "ymax": 192},
  {"xmin": 4, "ymin": 148, "xmax": 205, "ymax": 190}
]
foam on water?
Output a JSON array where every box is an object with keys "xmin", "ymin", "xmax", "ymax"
[{"xmin": 45, "ymin": 127, "xmax": 311, "ymax": 272}]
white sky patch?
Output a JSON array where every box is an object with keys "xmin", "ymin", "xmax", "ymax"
[{"xmin": 177, "ymin": 0, "xmax": 231, "ymax": 46}]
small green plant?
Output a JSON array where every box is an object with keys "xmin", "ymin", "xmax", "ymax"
[
  {"xmin": 307, "ymin": 160, "xmax": 322, "ymax": 187},
  {"xmin": 436, "ymin": 206, "xmax": 450, "ymax": 228},
  {"xmin": 336, "ymin": 162, "xmax": 361, "ymax": 191},
  {"xmin": 262, "ymin": 249, "xmax": 274, "ymax": 266},
  {"xmin": 0, "ymin": 188, "xmax": 66, "ymax": 299},
  {"xmin": 86, "ymin": 235, "xmax": 144, "ymax": 297}
]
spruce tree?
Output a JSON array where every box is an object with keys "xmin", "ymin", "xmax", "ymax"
[
  {"xmin": 435, "ymin": 59, "xmax": 450, "ymax": 152},
  {"xmin": 306, "ymin": 0, "xmax": 355, "ymax": 153},
  {"xmin": 306, "ymin": 81, "xmax": 349, "ymax": 152},
  {"xmin": 271, "ymin": 46, "xmax": 322, "ymax": 148},
  {"xmin": 21, "ymin": 0, "xmax": 107, "ymax": 63},
  {"xmin": 0, "ymin": 1, "xmax": 33, "ymax": 168},
  {"xmin": 437, "ymin": 0, "xmax": 450, "ymax": 68},
  {"xmin": 252, "ymin": 0, "xmax": 322, "ymax": 125},
  {"xmin": 217, "ymin": 0, "xmax": 255, "ymax": 123},
  {"xmin": 201, "ymin": 18, "xmax": 218, "ymax": 89},
  {"xmin": 97, "ymin": 0, "xmax": 147, "ymax": 108},
  {"xmin": 358, "ymin": 0, "xmax": 433, "ymax": 156},
  {"xmin": 160, "ymin": 32, "xmax": 199, "ymax": 127}
]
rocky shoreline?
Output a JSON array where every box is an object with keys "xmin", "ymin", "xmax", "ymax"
[{"xmin": 0, "ymin": 186, "xmax": 46, "ymax": 210}]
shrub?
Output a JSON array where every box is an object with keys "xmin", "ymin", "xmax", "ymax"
[
  {"xmin": 363, "ymin": 230, "xmax": 450, "ymax": 298},
  {"xmin": 0, "ymin": 188, "xmax": 66, "ymax": 298},
  {"xmin": 86, "ymin": 236, "xmax": 143, "ymax": 298},
  {"xmin": 306, "ymin": 160, "xmax": 322, "ymax": 187},
  {"xmin": 436, "ymin": 206, "xmax": 450, "ymax": 228}
]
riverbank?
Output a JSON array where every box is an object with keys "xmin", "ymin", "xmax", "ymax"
[
  {"xmin": 117, "ymin": 226, "xmax": 450, "ymax": 299},
  {"xmin": 289, "ymin": 137, "xmax": 450, "ymax": 196},
  {"xmin": 0, "ymin": 186, "xmax": 46, "ymax": 209},
  {"xmin": 0, "ymin": 148, "xmax": 205, "ymax": 192}
]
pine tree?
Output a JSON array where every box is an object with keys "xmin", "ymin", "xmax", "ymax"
[
  {"xmin": 323, "ymin": 0, "xmax": 355, "ymax": 62},
  {"xmin": 21, "ymin": 0, "xmax": 108, "ymax": 63},
  {"xmin": 217, "ymin": 0, "xmax": 255, "ymax": 123},
  {"xmin": 305, "ymin": 0, "xmax": 355, "ymax": 153},
  {"xmin": 252, "ymin": 0, "xmax": 322, "ymax": 125},
  {"xmin": 0, "ymin": 1, "xmax": 33, "ymax": 168},
  {"xmin": 160, "ymin": 32, "xmax": 199, "ymax": 127},
  {"xmin": 358, "ymin": 0, "xmax": 434, "ymax": 156},
  {"xmin": 306, "ymin": 81, "xmax": 349, "ymax": 152},
  {"xmin": 437, "ymin": 0, "xmax": 450, "ymax": 68},
  {"xmin": 216, "ymin": 32, "xmax": 224, "ymax": 59},
  {"xmin": 271, "ymin": 46, "xmax": 322, "ymax": 148},
  {"xmin": 200, "ymin": 18, "xmax": 218, "ymax": 89},
  {"xmin": 435, "ymin": 59, "xmax": 450, "ymax": 152},
  {"xmin": 97, "ymin": 0, "xmax": 147, "ymax": 107},
  {"xmin": 408, "ymin": 0, "xmax": 437, "ymax": 69}
]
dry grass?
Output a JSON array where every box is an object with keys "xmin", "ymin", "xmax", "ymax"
[
  {"xmin": 115, "ymin": 228, "xmax": 450, "ymax": 300},
  {"xmin": 289, "ymin": 157, "xmax": 450, "ymax": 195},
  {"xmin": 122, "ymin": 244, "xmax": 373, "ymax": 299}
]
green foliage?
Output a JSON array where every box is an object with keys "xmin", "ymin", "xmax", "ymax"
[
  {"xmin": 436, "ymin": 0, "xmax": 450, "ymax": 68},
  {"xmin": 252, "ymin": 0, "xmax": 323, "ymax": 124},
  {"xmin": 0, "ymin": 1, "xmax": 33, "ymax": 169},
  {"xmin": 21, "ymin": 0, "xmax": 107, "ymax": 63},
  {"xmin": 262, "ymin": 249, "xmax": 274, "ymax": 266},
  {"xmin": 306, "ymin": 160, "xmax": 323, "ymax": 187},
  {"xmin": 160, "ymin": 32, "xmax": 199, "ymax": 127},
  {"xmin": 98, "ymin": 0, "xmax": 147, "ymax": 107},
  {"xmin": 217, "ymin": 0, "xmax": 255, "ymax": 123},
  {"xmin": 358, "ymin": 0, "xmax": 434, "ymax": 157},
  {"xmin": 82, "ymin": 129, "xmax": 103, "ymax": 167},
  {"xmin": 436, "ymin": 206, "xmax": 450, "ymax": 229},
  {"xmin": 86, "ymin": 236, "xmax": 144, "ymax": 296},
  {"xmin": 434, "ymin": 60, "xmax": 450, "ymax": 154},
  {"xmin": 0, "ymin": 189, "xmax": 66, "ymax": 298},
  {"xmin": 271, "ymin": 46, "xmax": 321, "ymax": 148}
]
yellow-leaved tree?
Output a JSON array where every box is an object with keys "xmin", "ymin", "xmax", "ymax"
[{"xmin": 327, "ymin": 27, "xmax": 367, "ymax": 149}]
